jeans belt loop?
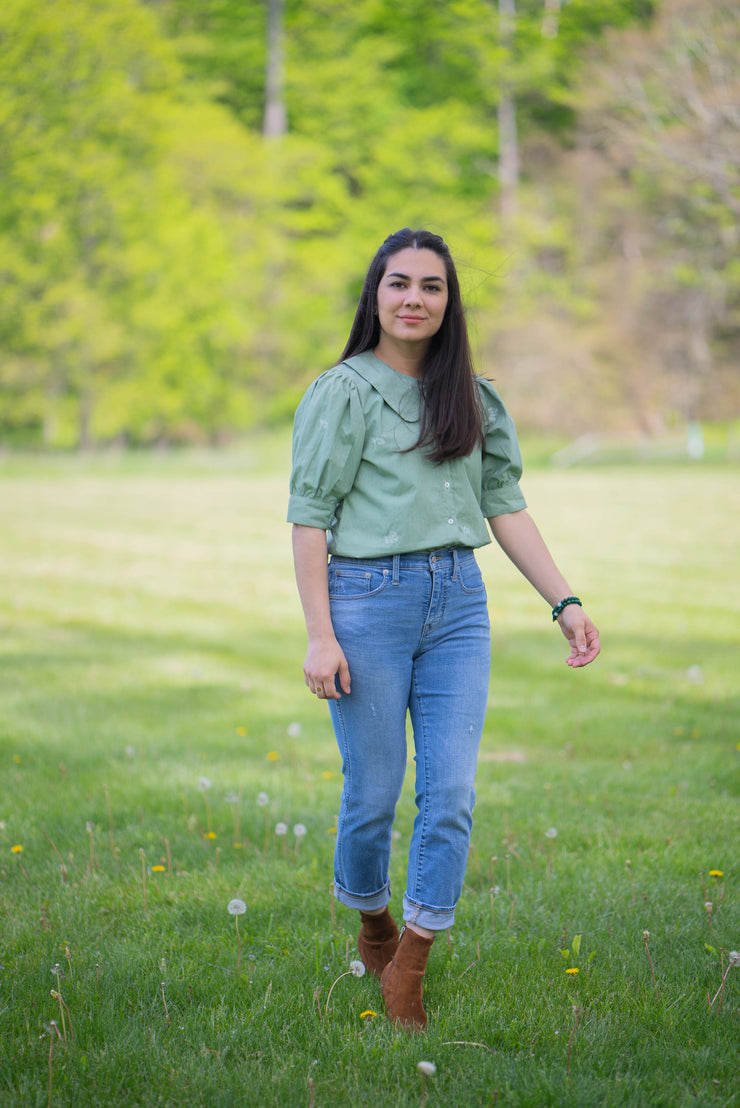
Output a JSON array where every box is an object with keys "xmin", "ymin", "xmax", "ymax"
[
  {"xmin": 451, "ymin": 547, "xmax": 460, "ymax": 580},
  {"xmin": 392, "ymin": 553, "xmax": 401, "ymax": 585}
]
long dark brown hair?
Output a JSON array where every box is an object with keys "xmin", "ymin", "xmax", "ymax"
[{"xmin": 338, "ymin": 228, "xmax": 484, "ymax": 462}]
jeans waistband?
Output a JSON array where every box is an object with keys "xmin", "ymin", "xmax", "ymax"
[{"xmin": 330, "ymin": 548, "xmax": 475, "ymax": 584}]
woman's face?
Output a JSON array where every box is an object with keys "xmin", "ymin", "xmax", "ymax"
[{"xmin": 375, "ymin": 247, "xmax": 449, "ymax": 349}]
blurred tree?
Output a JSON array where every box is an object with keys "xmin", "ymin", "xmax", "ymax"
[
  {"xmin": 0, "ymin": 0, "xmax": 252, "ymax": 445},
  {"xmin": 578, "ymin": 0, "xmax": 740, "ymax": 423}
]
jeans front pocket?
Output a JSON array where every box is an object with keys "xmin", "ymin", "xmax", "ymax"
[
  {"xmin": 328, "ymin": 562, "xmax": 391, "ymax": 600},
  {"xmin": 456, "ymin": 556, "xmax": 486, "ymax": 595}
]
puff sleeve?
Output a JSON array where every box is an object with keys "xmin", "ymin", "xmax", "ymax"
[
  {"xmin": 477, "ymin": 377, "xmax": 528, "ymax": 517},
  {"xmin": 287, "ymin": 368, "xmax": 367, "ymax": 529}
]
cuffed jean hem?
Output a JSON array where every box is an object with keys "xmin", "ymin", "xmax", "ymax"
[
  {"xmin": 403, "ymin": 894, "xmax": 455, "ymax": 932},
  {"xmin": 333, "ymin": 879, "xmax": 392, "ymax": 913}
]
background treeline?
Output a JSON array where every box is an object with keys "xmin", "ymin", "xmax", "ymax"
[{"xmin": 1, "ymin": 0, "xmax": 738, "ymax": 448}]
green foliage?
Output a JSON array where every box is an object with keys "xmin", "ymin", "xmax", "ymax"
[{"xmin": 1, "ymin": 0, "xmax": 737, "ymax": 446}]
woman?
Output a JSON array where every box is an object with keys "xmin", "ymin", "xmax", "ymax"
[{"xmin": 288, "ymin": 228, "xmax": 600, "ymax": 1031}]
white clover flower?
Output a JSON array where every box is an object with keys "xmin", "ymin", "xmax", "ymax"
[
  {"xmin": 227, "ymin": 898, "xmax": 247, "ymax": 916},
  {"xmin": 417, "ymin": 1061, "xmax": 437, "ymax": 1076},
  {"xmin": 293, "ymin": 823, "xmax": 307, "ymax": 839},
  {"xmin": 198, "ymin": 776, "xmax": 212, "ymax": 792},
  {"xmin": 275, "ymin": 822, "xmax": 288, "ymax": 836},
  {"xmin": 287, "ymin": 722, "xmax": 302, "ymax": 738},
  {"xmin": 349, "ymin": 960, "xmax": 366, "ymax": 978},
  {"xmin": 544, "ymin": 827, "xmax": 558, "ymax": 839},
  {"xmin": 257, "ymin": 792, "xmax": 269, "ymax": 808}
]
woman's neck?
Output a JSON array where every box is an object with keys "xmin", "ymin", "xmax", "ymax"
[{"xmin": 373, "ymin": 336, "xmax": 427, "ymax": 378}]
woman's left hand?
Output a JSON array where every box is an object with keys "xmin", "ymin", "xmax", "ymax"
[{"xmin": 557, "ymin": 606, "xmax": 600, "ymax": 668}]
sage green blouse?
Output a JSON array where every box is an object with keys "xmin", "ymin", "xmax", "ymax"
[{"xmin": 287, "ymin": 351, "xmax": 526, "ymax": 557}]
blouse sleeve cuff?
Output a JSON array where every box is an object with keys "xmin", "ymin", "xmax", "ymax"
[
  {"xmin": 287, "ymin": 493, "xmax": 337, "ymax": 529},
  {"xmin": 481, "ymin": 483, "xmax": 528, "ymax": 518}
]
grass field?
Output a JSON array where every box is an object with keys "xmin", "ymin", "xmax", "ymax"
[{"xmin": 1, "ymin": 439, "xmax": 739, "ymax": 1107}]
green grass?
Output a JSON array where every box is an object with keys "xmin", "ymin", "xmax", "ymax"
[{"xmin": 1, "ymin": 445, "xmax": 739, "ymax": 1107}]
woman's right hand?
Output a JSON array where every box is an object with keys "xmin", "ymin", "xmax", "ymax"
[{"xmin": 304, "ymin": 635, "xmax": 351, "ymax": 699}]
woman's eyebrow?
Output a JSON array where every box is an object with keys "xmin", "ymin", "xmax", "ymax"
[{"xmin": 385, "ymin": 271, "xmax": 447, "ymax": 284}]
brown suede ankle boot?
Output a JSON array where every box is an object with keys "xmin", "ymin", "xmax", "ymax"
[
  {"xmin": 357, "ymin": 907, "xmax": 400, "ymax": 977},
  {"xmin": 380, "ymin": 926, "xmax": 434, "ymax": 1031}
]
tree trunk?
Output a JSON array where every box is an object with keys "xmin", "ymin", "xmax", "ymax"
[
  {"xmin": 263, "ymin": 0, "xmax": 287, "ymax": 137},
  {"xmin": 498, "ymin": 0, "xmax": 518, "ymax": 222}
]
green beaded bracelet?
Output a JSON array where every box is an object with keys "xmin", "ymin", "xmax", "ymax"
[{"xmin": 552, "ymin": 596, "xmax": 582, "ymax": 621}]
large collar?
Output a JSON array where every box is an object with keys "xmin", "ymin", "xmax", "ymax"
[{"xmin": 341, "ymin": 352, "xmax": 421, "ymax": 421}]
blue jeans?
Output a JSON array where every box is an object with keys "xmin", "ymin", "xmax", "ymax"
[{"xmin": 327, "ymin": 547, "xmax": 491, "ymax": 931}]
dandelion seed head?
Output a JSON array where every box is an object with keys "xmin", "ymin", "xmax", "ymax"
[
  {"xmin": 225, "ymin": 791, "xmax": 239, "ymax": 805},
  {"xmin": 293, "ymin": 823, "xmax": 307, "ymax": 839},
  {"xmin": 125, "ymin": 745, "xmax": 136, "ymax": 759},
  {"xmin": 642, "ymin": 930, "xmax": 650, "ymax": 940},
  {"xmin": 227, "ymin": 898, "xmax": 247, "ymax": 916},
  {"xmin": 349, "ymin": 960, "xmax": 366, "ymax": 977},
  {"xmin": 86, "ymin": 822, "xmax": 94, "ymax": 833},
  {"xmin": 545, "ymin": 828, "xmax": 558, "ymax": 839},
  {"xmin": 275, "ymin": 822, "xmax": 288, "ymax": 836},
  {"xmin": 728, "ymin": 951, "xmax": 740, "ymax": 967},
  {"xmin": 417, "ymin": 1061, "xmax": 437, "ymax": 1076},
  {"xmin": 198, "ymin": 776, "xmax": 212, "ymax": 792},
  {"xmin": 287, "ymin": 722, "xmax": 302, "ymax": 738},
  {"xmin": 705, "ymin": 901, "xmax": 713, "ymax": 912},
  {"xmin": 257, "ymin": 792, "xmax": 269, "ymax": 808}
]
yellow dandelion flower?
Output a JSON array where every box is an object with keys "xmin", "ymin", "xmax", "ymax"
[
  {"xmin": 152, "ymin": 864, "xmax": 165, "ymax": 873},
  {"xmin": 11, "ymin": 844, "xmax": 23, "ymax": 854},
  {"xmin": 206, "ymin": 831, "xmax": 217, "ymax": 840},
  {"xmin": 565, "ymin": 967, "xmax": 580, "ymax": 975},
  {"xmin": 266, "ymin": 751, "xmax": 279, "ymax": 762},
  {"xmin": 360, "ymin": 1010, "xmax": 377, "ymax": 1019},
  {"xmin": 709, "ymin": 869, "xmax": 724, "ymax": 878}
]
